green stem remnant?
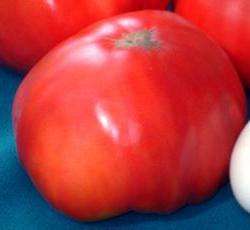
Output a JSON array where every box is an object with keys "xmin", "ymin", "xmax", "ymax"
[{"xmin": 115, "ymin": 29, "xmax": 160, "ymax": 50}]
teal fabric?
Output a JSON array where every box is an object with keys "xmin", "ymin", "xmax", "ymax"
[{"xmin": 1, "ymin": 67, "xmax": 250, "ymax": 230}]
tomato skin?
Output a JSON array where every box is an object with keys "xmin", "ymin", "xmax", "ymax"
[
  {"xmin": 0, "ymin": 0, "xmax": 168, "ymax": 71},
  {"xmin": 13, "ymin": 10, "xmax": 246, "ymax": 221},
  {"xmin": 175, "ymin": 0, "xmax": 250, "ymax": 87}
]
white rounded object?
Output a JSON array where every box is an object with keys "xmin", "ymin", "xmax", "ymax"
[{"xmin": 230, "ymin": 121, "xmax": 250, "ymax": 212}]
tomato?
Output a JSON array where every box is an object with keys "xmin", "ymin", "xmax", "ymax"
[
  {"xmin": 0, "ymin": 0, "xmax": 168, "ymax": 71},
  {"xmin": 174, "ymin": 0, "xmax": 250, "ymax": 87},
  {"xmin": 13, "ymin": 10, "xmax": 246, "ymax": 221}
]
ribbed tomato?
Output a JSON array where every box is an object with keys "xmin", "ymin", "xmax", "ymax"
[{"xmin": 13, "ymin": 10, "xmax": 246, "ymax": 221}]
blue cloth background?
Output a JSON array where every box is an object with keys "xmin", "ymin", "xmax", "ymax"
[{"xmin": 1, "ymin": 67, "xmax": 250, "ymax": 230}]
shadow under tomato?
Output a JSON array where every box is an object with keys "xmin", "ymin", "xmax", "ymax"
[{"xmin": 80, "ymin": 184, "xmax": 231, "ymax": 229}]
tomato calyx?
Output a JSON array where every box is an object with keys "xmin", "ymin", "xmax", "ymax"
[{"xmin": 115, "ymin": 29, "xmax": 160, "ymax": 50}]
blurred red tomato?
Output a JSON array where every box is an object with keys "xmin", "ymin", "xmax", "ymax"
[
  {"xmin": 0, "ymin": 0, "xmax": 168, "ymax": 71},
  {"xmin": 13, "ymin": 10, "xmax": 246, "ymax": 221},
  {"xmin": 175, "ymin": 0, "xmax": 250, "ymax": 87}
]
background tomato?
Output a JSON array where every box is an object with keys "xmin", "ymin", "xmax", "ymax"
[
  {"xmin": 174, "ymin": 0, "xmax": 250, "ymax": 87},
  {"xmin": 13, "ymin": 10, "xmax": 246, "ymax": 221},
  {"xmin": 0, "ymin": 0, "xmax": 169, "ymax": 71}
]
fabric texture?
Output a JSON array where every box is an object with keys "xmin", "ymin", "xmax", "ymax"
[{"xmin": 1, "ymin": 66, "xmax": 250, "ymax": 230}]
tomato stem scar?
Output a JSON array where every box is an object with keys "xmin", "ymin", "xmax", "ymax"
[{"xmin": 115, "ymin": 29, "xmax": 160, "ymax": 49}]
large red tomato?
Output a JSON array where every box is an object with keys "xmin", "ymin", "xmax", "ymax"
[
  {"xmin": 174, "ymin": 0, "xmax": 250, "ymax": 87},
  {"xmin": 13, "ymin": 10, "xmax": 246, "ymax": 221},
  {"xmin": 0, "ymin": 0, "xmax": 168, "ymax": 71}
]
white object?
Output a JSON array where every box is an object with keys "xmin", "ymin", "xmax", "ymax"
[{"xmin": 230, "ymin": 121, "xmax": 250, "ymax": 212}]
